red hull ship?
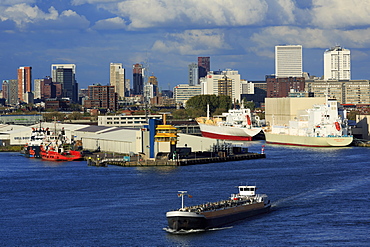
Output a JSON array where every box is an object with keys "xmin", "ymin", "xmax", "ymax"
[{"xmin": 41, "ymin": 149, "xmax": 82, "ymax": 161}]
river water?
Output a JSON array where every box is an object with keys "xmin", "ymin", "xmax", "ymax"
[{"xmin": 1, "ymin": 141, "xmax": 369, "ymax": 246}]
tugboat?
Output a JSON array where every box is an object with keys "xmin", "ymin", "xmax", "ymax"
[
  {"xmin": 40, "ymin": 147, "xmax": 82, "ymax": 161},
  {"xmin": 165, "ymin": 185, "xmax": 271, "ymax": 233},
  {"xmin": 40, "ymin": 127, "xmax": 82, "ymax": 161},
  {"xmin": 23, "ymin": 127, "xmax": 50, "ymax": 158}
]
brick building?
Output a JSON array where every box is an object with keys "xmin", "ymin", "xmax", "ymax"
[
  {"xmin": 84, "ymin": 85, "xmax": 118, "ymax": 111},
  {"xmin": 266, "ymin": 77, "xmax": 305, "ymax": 98}
]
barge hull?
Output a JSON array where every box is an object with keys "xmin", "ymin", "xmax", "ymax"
[{"xmin": 167, "ymin": 205, "xmax": 270, "ymax": 231}]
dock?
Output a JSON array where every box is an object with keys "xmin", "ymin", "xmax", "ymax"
[{"xmin": 86, "ymin": 152, "xmax": 266, "ymax": 167}]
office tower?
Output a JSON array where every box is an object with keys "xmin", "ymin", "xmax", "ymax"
[
  {"xmin": 275, "ymin": 45, "xmax": 302, "ymax": 77},
  {"xmin": 266, "ymin": 77, "xmax": 305, "ymax": 98},
  {"xmin": 188, "ymin": 63, "xmax": 198, "ymax": 86},
  {"xmin": 148, "ymin": 75, "xmax": 158, "ymax": 96},
  {"xmin": 34, "ymin": 79, "xmax": 42, "ymax": 99},
  {"xmin": 198, "ymin": 57, "xmax": 210, "ymax": 79},
  {"xmin": 200, "ymin": 69, "xmax": 241, "ymax": 102},
  {"xmin": 3, "ymin": 79, "xmax": 18, "ymax": 105},
  {"xmin": 324, "ymin": 45, "xmax": 351, "ymax": 80},
  {"xmin": 2, "ymin": 80, "xmax": 9, "ymax": 103},
  {"xmin": 173, "ymin": 84, "xmax": 202, "ymax": 105},
  {"xmin": 39, "ymin": 76, "xmax": 62, "ymax": 100},
  {"xmin": 133, "ymin": 63, "xmax": 144, "ymax": 95},
  {"xmin": 110, "ymin": 63, "xmax": 126, "ymax": 99},
  {"xmin": 51, "ymin": 64, "xmax": 78, "ymax": 103},
  {"xmin": 84, "ymin": 85, "xmax": 118, "ymax": 111},
  {"xmin": 218, "ymin": 74, "xmax": 233, "ymax": 98},
  {"xmin": 17, "ymin": 66, "xmax": 32, "ymax": 102},
  {"xmin": 125, "ymin": 79, "xmax": 130, "ymax": 97}
]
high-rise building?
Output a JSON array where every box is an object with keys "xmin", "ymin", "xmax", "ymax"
[
  {"xmin": 17, "ymin": 66, "xmax": 32, "ymax": 102},
  {"xmin": 200, "ymin": 69, "xmax": 241, "ymax": 102},
  {"xmin": 39, "ymin": 76, "xmax": 62, "ymax": 100},
  {"xmin": 275, "ymin": 45, "xmax": 302, "ymax": 77},
  {"xmin": 218, "ymin": 74, "xmax": 233, "ymax": 98},
  {"xmin": 133, "ymin": 63, "xmax": 144, "ymax": 96},
  {"xmin": 34, "ymin": 79, "xmax": 42, "ymax": 99},
  {"xmin": 323, "ymin": 45, "xmax": 351, "ymax": 80},
  {"xmin": 125, "ymin": 79, "xmax": 130, "ymax": 97},
  {"xmin": 2, "ymin": 79, "xmax": 18, "ymax": 105},
  {"xmin": 84, "ymin": 85, "xmax": 118, "ymax": 111},
  {"xmin": 148, "ymin": 75, "xmax": 158, "ymax": 96},
  {"xmin": 305, "ymin": 79, "xmax": 370, "ymax": 104},
  {"xmin": 198, "ymin": 57, "xmax": 210, "ymax": 79},
  {"xmin": 2, "ymin": 80, "xmax": 9, "ymax": 104},
  {"xmin": 51, "ymin": 64, "xmax": 78, "ymax": 103},
  {"xmin": 110, "ymin": 63, "xmax": 126, "ymax": 99},
  {"xmin": 266, "ymin": 77, "xmax": 305, "ymax": 98},
  {"xmin": 188, "ymin": 63, "xmax": 198, "ymax": 86},
  {"xmin": 173, "ymin": 84, "xmax": 202, "ymax": 105}
]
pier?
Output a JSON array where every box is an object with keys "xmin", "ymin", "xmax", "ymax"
[{"xmin": 86, "ymin": 152, "xmax": 266, "ymax": 167}]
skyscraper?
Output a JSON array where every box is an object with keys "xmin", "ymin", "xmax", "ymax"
[
  {"xmin": 17, "ymin": 66, "xmax": 32, "ymax": 102},
  {"xmin": 324, "ymin": 45, "xmax": 351, "ymax": 80},
  {"xmin": 133, "ymin": 63, "xmax": 144, "ymax": 96},
  {"xmin": 110, "ymin": 63, "xmax": 126, "ymax": 99},
  {"xmin": 198, "ymin": 57, "xmax": 210, "ymax": 79},
  {"xmin": 34, "ymin": 79, "xmax": 42, "ymax": 99},
  {"xmin": 201, "ymin": 69, "xmax": 241, "ymax": 102},
  {"xmin": 148, "ymin": 75, "xmax": 158, "ymax": 96},
  {"xmin": 51, "ymin": 64, "xmax": 78, "ymax": 103},
  {"xmin": 188, "ymin": 63, "xmax": 198, "ymax": 86},
  {"xmin": 3, "ymin": 79, "xmax": 18, "ymax": 105},
  {"xmin": 2, "ymin": 80, "xmax": 9, "ymax": 104},
  {"xmin": 275, "ymin": 45, "xmax": 302, "ymax": 78}
]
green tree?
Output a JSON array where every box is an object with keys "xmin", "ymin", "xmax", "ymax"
[
  {"xmin": 68, "ymin": 111, "xmax": 83, "ymax": 120},
  {"xmin": 186, "ymin": 108, "xmax": 205, "ymax": 119},
  {"xmin": 242, "ymin": 100, "xmax": 255, "ymax": 111},
  {"xmin": 172, "ymin": 109, "xmax": 189, "ymax": 119},
  {"xmin": 347, "ymin": 110, "xmax": 361, "ymax": 121},
  {"xmin": 186, "ymin": 95, "xmax": 232, "ymax": 116}
]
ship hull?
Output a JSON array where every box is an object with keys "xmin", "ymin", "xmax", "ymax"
[
  {"xmin": 198, "ymin": 123, "xmax": 261, "ymax": 141},
  {"xmin": 41, "ymin": 150, "xmax": 83, "ymax": 161},
  {"xmin": 166, "ymin": 203, "xmax": 270, "ymax": 231},
  {"xmin": 264, "ymin": 132, "xmax": 353, "ymax": 147},
  {"xmin": 24, "ymin": 146, "xmax": 42, "ymax": 158}
]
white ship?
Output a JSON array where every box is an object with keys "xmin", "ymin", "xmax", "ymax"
[
  {"xmin": 264, "ymin": 98, "xmax": 353, "ymax": 147},
  {"xmin": 196, "ymin": 106, "xmax": 262, "ymax": 141}
]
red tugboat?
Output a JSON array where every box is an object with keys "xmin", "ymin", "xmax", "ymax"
[
  {"xmin": 40, "ymin": 127, "xmax": 82, "ymax": 161},
  {"xmin": 41, "ymin": 148, "xmax": 82, "ymax": 161}
]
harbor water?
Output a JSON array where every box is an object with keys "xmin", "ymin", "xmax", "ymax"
[{"xmin": 1, "ymin": 141, "xmax": 369, "ymax": 246}]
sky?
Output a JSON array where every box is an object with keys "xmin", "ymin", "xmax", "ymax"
[{"xmin": 1, "ymin": 0, "xmax": 370, "ymax": 91}]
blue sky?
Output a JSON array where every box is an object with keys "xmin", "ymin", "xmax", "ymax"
[{"xmin": 1, "ymin": 0, "xmax": 370, "ymax": 91}]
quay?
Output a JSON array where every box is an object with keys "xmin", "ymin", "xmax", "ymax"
[{"xmin": 85, "ymin": 152, "xmax": 266, "ymax": 167}]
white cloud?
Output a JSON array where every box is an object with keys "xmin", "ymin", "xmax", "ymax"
[
  {"xmin": 152, "ymin": 29, "xmax": 229, "ymax": 55},
  {"xmin": 265, "ymin": 0, "xmax": 296, "ymax": 24},
  {"xmin": 93, "ymin": 17, "xmax": 127, "ymax": 30},
  {"xmin": 249, "ymin": 26, "xmax": 370, "ymax": 59},
  {"xmin": 311, "ymin": 0, "xmax": 370, "ymax": 29},
  {"xmin": 0, "ymin": 3, "xmax": 89, "ymax": 30},
  {"xmin": 99, "ymin": 0, "xmax": 269, "ymax": 30},
  {"xmin": 71, "ymin": 0, "xmax": 120, "ymax": 5},
  {"xmin": 0, "ymin": 0, "xmax": 35, "ymax": 5}
]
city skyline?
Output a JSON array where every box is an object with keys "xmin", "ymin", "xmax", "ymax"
[{"xmin": 1, "ymin": 0, "xmax": 370, "ymax": 90}]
